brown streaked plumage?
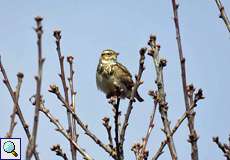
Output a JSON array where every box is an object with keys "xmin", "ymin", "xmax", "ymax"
[{"xmin": 96, "ymin": 49, "xmax": 143, "ymax": 102}]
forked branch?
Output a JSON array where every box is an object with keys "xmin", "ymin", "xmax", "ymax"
[
  {"xmin": 0, "ymin": 56, "xmax": 40, "ymax": 160},
  {"xmin": 148, "ymin": 35, "xmax": 177, "ymax": 160}
]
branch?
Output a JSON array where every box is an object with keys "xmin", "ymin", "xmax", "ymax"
[
  {"xmin": 215, "ymin": 0, "xmax": 230, "ymax": 32},
  {"xmin": 213, "ymin": 136, "xmax": 230, "ymax": 160},
  {"xmin": 119, "ymin": 48, "xmax": 146, "ymax": 158},
  {"xmin": 142, "ymin": 91, "xmax": 158, "ymax": 153},
  {"xmin": 0, "ymin": 56, "xmax": 40, "ymax": 160},
  {"xmin": 102, "ymin": 117, "xmax": 114, "ymax": 149},
  {"xmin": 38, "ymin": 102, "xmax": 94, "ymax": 160},
  {"xmin": 53, "ymin": 30, "xmax": 76, "ymax": 160},
  {"xmin": 49, "ymin": 85, "xmax": 116, "ymax": 158},
  {"xmin": 148, "ymin": 35, "xmax": 177, "ymax": 160},
  {"xmin": 27, "ymin": 16, "xmax": 45, "ymax": 159},
  {"xmin": 109, "ymin": 98, "xmax": 121, "ymax": 160},
  {"xmin": 152, "ymin": 88, "xmax": 204, "ymax": 160},
  {"xmin": 51, "ymin": 144, "xmax": 68, "ymax": 160},
  {"xmin": 171, "ymin": 1, "xmax": 200, "ymax": 159},
  {"xmin": 131, "ymin": 90, "xmax": 158, "ymax": 160},
  {"xmin": 67, "ymin": 56, "xmax": 78, "ymax": 159},
  {"xmin": 5, "ymin": 73, "xmax": 23, "ymax": 138}
]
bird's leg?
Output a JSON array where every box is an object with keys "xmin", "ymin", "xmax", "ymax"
[{"xmin": 108, "ymin": 96, "xmax": 117, "ymax": 104}]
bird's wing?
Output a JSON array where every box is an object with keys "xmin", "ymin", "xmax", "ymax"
[{"xmin": 112, "ymin": 62, "xmax": 134, "ymax": 89}]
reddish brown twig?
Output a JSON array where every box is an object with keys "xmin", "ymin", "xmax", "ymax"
[
  {"xmin": 131, "ymin": 90, "xmax": 158, "ymax": 160},
  {"xmin": 171, "ymin": 1, "xmax": 200, "ymax": 160},
  {"xmin": 142, "ymin": 91, "xmax": 158, "ymax": 152},
  {"xmin": 215, "ymin": 0, "xmax": 230, "ymax": 32},
  {"xmin": 148, "ymin": 35, "xmax": 177, "ymax": 160},
  {"xmin": 213, "ymin": 136, "xmax": 230, "ymax": 160},
  {"xmin": 27, "ymin": 16, "xmax": 45, "ymax": 159},
  {"xmin": 109, "ymin": 98, "xmax": 121, "ymax": 160},
  {"xmin": 5, "ymin": 73, "xmax": 23, "ymax": 138},
  {"xmin": 0, "ymin": 56, "xmax": 40, "ymax": 160},
  {"xmin": 49, "ymin": 85, "xmax": 116, "ymax": 158},
  {"xmin": 152, "ymin": 88, "xmax": 204, "ymax": 160},
  {"xmin": 53, "ymin": 30, "xmax": 76, "ymax": 160},
  {"xmin": 37, "ymin": 101, "xmax": 93, "ymax": 160},
  {"xmin": 51, "ymin": 144, "xmax": 68, "ymax": 160},
  {"xmin": 67, "ymin": 56, "xmax": 78, "ymax": 158},
  {"xmin": 119, "ymin": 48, "xmax": 146, "ymax": 159},
  {"xmin": 102, "ymin": 117, "xmax": 114, "ymax": 149}
]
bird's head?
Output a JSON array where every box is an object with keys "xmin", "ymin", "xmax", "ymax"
[{"xmin": 100, "ymin": 49, "xmax": 119, "ymax": 64}]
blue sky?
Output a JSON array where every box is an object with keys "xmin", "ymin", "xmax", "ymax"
[{"xmin": 0, "ymin": 0, "xmax": 230, "ymax": 159}]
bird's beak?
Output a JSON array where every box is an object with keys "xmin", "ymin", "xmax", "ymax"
[{"xmin": 116, "ymin": 52, "xmax": 119, "ymax": 56}]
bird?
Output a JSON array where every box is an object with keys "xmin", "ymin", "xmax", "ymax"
[{"xmin": 96, "ymin": 49, "xmax": 144, "ymax": 102}]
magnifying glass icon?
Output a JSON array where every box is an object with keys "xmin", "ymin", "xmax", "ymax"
[{"xmin": 3, "ymin": 141, "xmax": 18, "ymax": 157}]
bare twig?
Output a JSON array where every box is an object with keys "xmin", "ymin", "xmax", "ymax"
[
  {"xmin": 119, "ymin": 48, "xmax": 146, "ymax": 159},
  {"xmin": 171, "ymin": 1, "xmax": 201, "ymax": 159},
  {"xmin": 142, "ymin": 91, "xmax": 158, "ymax": 153},
  {"xmin": 49, "ymin": 85, "xmax": 116, "ymax": 158},
  {"xmin": 148, "ymin": 35, "xmax": 177, "ymax": 160},
  {"xmin": 51, "ymin": 144, "xmax": 68, "ymax": 160},
  {"xmin": 213, "ymin": 136, "xmax": 230, "ymax": 160},
  {"xmin": 110, "ymin": 98, "xmax": 121, "ymax": 160},
  {"xmin": 27, "ymin": 16, "xmax": 45, "ymax": 159},
  {"xmin": 67, "ymin": 55, "xmax": 78, "ymax": 159},
  {"xmin": 53, "ymin": 30, "xmax": 76, "ymax": 160},
  {"xmin": 152, "ymin": 88, "xmax": 204, "ymax": 160},
  {"xmin": 5, "ymin": 73, "xmax": 23, "ymax": 138},
  {"xmin": 102, "ymin": 117, "xmax": 114, "ymax": 149},
  {"xmin": 215, "ymin": 0, "xmax": 230, "ymax": 32},
  {"xmin": 37, "ymin": 102, "xmax": 93, "ymax": 160},
  {"xmin": 0, "ymin": 56, "xmax": 40, "ymax": 160},
  {"xmin": 131, "ymin": 90, "xmax": 158, "ymax": 160}
]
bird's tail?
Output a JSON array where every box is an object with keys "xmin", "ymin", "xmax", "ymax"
[{"xmin": 135, "ymin": 91, "xmax": 144, "ymax": 102}]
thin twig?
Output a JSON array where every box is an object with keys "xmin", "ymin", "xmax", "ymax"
[
  {"xmin": 0, "ymin": 56, "xmax": 40, "ymax": 160},
  {"xmin": 141, "ymin": 91, "xmax": 158, "ymax": 159},
  {"xmin": 213, "ymin": 136, "xmax": 230, "ymax": 160},
  {"xmin": 51, "ymin": 144, "xmax": 68, "ymax": 160},
  {"xmin": 110, "ymin": 98, "xmax": 121, "ymax": 160},
  {"xmin": 5, "ymin": 73, "xmax": 23, "ymax": 138},
  {"xmin": 102, "ymin": 117, "xmax": 114, "ymax": 149},
  {"xmin": 27, "ymin": 16, "xmax": 45, "ymax": 159},
  {"xmin": 152, "ymin": 88, "xmax": 204, "ymax": 160},
  {"xmin": 49, "ymin": 85, "xmax": 116, "ymax": 158},
  {"xmin": 148, "ymin": 35, "xmax": 177, "ymax": 160},
  {"xmin": 119, "ymin": 48, "xmax": 146, "ymax": 159},
  {"xmin": 53, "ymin": 30, "xmax": 76, "ymax": 160},
  {"xmin": 215, "ymin": 0, "xmax": 230, "ymax": 32},
  {"xmin": 67, "ymin": 56, "xmax": 78, "ymax": 159},
  {"xmin": 131, "ymin": 91, "xmax": 158, "ymax": 160},
  {"xmin": 38, "ymin": 102, "xmax": 94, "ymax": 160},
  {"xmin": 171, "ymin": 1, "xmax": 200, "ymax": 159}
]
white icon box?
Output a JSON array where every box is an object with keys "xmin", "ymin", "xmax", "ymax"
[{"xmin": 0, "ymin": 138, "xmax": 21, "ymax": 160}]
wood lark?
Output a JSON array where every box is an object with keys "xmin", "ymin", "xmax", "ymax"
[{"xmin": 96, "ymin": 49, "xmax": 144, "ymax": 102}]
